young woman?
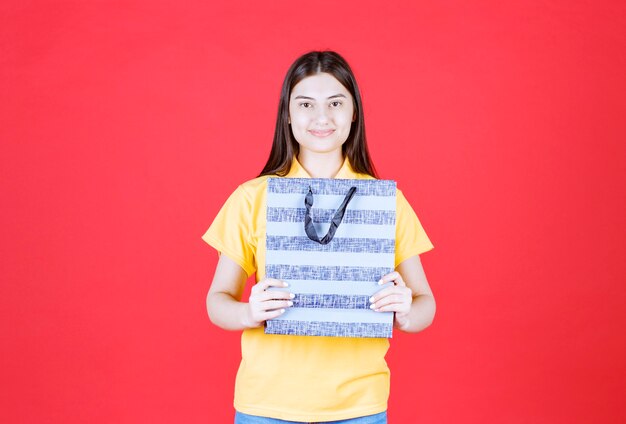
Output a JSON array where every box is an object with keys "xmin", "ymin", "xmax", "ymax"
[{"xmin": 202, "ymin": 51, "xmax": 435, "ymax": 424}]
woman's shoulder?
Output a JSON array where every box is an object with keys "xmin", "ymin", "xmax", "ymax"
[
  {"xmin": 238, "ymin": 175, "xmax": 271, "ymax": 196},
  {"xmin": 354, "ymin": 173, "xmax": 377, "ymax": 181},
  {"xmin": 217, "ymin": 176, "xmax": 270, "ymax": 214},
  {"xmin": 238, "ymin": 172, "xmax": 305, "ymax": 194}
]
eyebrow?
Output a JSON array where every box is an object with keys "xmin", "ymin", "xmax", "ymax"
[{"xmin": 293, "ymin": 94, "xmax": 348, "ymax": 100}]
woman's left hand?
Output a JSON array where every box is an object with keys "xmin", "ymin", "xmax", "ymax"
[{"xmin": 369, "ymin": 271, "xmax": 413, "ymax": 329}]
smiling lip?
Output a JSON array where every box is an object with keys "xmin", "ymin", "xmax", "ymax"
[{"xmin": 309, "ymin": 129, "xmax": 335, "ymax": 137}]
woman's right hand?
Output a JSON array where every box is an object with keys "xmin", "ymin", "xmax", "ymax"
[{"xmin": 245, "ymin": 278, "xmax": 294, "ymax": 328}]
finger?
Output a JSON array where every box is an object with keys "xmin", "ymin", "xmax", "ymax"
[
  {"xmin": 376, "ymin": 271, "xmax": 397, "ymax": 285},
  {"xmin": 258, "ymin": 308, "xmax": 287, "ymax": 321},
  {"xmin": 393, "ymin": 276, "xmax": 406, "ymax": 287},
  {"xmin": 374, "ymin": 302, "xmax": 410, "ymax": 313},
  {"xmin": 254, "ymin": 290, "xmax": 295, "ymax": 302},
  {"xmin": 370, "ymin": 294, "xmax": 407, "ymax": 310},
  {"xmin": 377, "ymin": 271, "xmax": 405, "ymax": 286},
  {"xmin": 258, "ymin": 299, "xmax": 294, "ymax": 312},
  {"xmin": 251, "ymin": 278, "xmax": 288, "ymax": 294},
  {"xmin": 370, "ymin": 286, "xmax": 410, "ymax": 303}
]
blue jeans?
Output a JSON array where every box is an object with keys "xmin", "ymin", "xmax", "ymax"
[{"xmin": 234, "ymin": 411, "xmax": 387, "ymax": 424}]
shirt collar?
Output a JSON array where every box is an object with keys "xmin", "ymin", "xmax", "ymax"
[{"xmin": 286, "ymin": 156, "xmax": 358, "ymax": 179}]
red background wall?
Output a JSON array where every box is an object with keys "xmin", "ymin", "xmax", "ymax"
[{"xmin": 2, "ymin": 1, "xmax": 625, "ymax": 422}]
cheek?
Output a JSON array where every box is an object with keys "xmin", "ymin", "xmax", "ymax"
[
  {"xmin": 288, "ymin": 105, "xmax": 298, "ymax": 124},
  {"xmin": 336, "ymin": 110, "xmax": 354, "ymax": 129},
  {"xmin": 290, "ymin": 113, "xmax": 310, "ymax": 130}
]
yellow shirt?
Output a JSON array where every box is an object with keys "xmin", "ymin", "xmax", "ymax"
[{"xmin": 202, "ymin": 157, "xmax": 433, "ymax": 422}]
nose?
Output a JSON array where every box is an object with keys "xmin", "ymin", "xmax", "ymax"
[{"xmin": 314, "ymin": 107, "xmax": 330, "ymax": 126}]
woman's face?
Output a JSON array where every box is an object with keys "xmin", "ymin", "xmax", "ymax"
[{"xmin": 288, "ymin": 72, "xmax": 355, "ymax": 155}]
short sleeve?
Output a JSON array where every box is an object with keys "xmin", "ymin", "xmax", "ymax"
[
  {"xmin": 201, "ymin": 185, "xmax": 256, "ymax": 277},
  {"xmin": 395, "ymin": 188, "xmax": 434, "ymax": 267}
]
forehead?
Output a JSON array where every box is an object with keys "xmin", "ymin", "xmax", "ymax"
[{"xmin": 291, "ymin": 73, "xmax": 351, "ymax": 98}]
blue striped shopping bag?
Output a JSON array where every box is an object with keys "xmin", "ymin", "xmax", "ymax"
[{"xmin": 264, "ymin": 178, "xmax": 396, "ymax": 338}]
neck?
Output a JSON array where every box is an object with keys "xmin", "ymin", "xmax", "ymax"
[{"xmin": 297, "ymin": 150, "xmax": 344, "ymax": 178}]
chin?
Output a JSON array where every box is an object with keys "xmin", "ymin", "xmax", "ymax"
[
  {"xmin": 302, "ymin": 146, "xmax": 343, "ymax": 155},
  {"xmin": 299, "ymin": 140, "xmax": 346, "ymax": 154}
]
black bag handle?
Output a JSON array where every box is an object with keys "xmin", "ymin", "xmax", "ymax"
[{"xmin": 304, "ymin": 186, "xmax": 357, "ymax": 245}]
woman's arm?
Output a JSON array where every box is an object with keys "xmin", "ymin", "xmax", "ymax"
[
  {"xmin": 206, "ymin": 254, "xmax": 293, "ymax": 331},
  {"xmin": 369, "ymin": 255, "xmax": 436, "ymax": 333}
]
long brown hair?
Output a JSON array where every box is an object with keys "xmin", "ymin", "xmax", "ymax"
[{"xmin": 258, "ymin": 51, "xmax": 378, "ymax": 178}]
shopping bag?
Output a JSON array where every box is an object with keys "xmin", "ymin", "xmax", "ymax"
[{"xmin": 264, "ymin": 177, "xmax": 396, "ymax": 338}]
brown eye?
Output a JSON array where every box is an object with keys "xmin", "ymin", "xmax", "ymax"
[
  {"xmin": 299, "ymin": 102, "xmax": 312, "ymax": 108},
  {"xmin": 330, "ymin": 101, "xmax": 342, "ymax": 107}
]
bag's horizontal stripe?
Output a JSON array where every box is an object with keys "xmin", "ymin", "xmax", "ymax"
[
  {"xmin": 291, "ymin": 293, "xmax": 370, "ymax": 309},
  {"xmin": 266, "ymin": 222, "xmax": 396, "ymax": 239},
  {"xmin": 267, "ymin": 192, "xmax": 396, "ymax": 211},
  {"xmin": 271, "ymin": 306, "xmax": 393, "ymax": 324},
  {"xmin": 268, "ymin": 178, "xmax": 396, "ymax": 197},
  {"xmin": 266, "ymin": 236, "xmax": 396, "ymax": 253},
  {"xmin": 267, "ymin": 207, "xmax": 396, "ymax": 225},
  {"xmin": 265, "ymin": 320, "xmax": 392, "ymax": 338},
  {"xmin": 266, "ymin": 264, "xmax": 393, "ymax": 282},
  {"xmin": 266, "ymin": 250, "xmax": 394, "ymax": 268},
  {"xmin": 267, "ymin": 280, "xmax": 394, "ymax": 296}
]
